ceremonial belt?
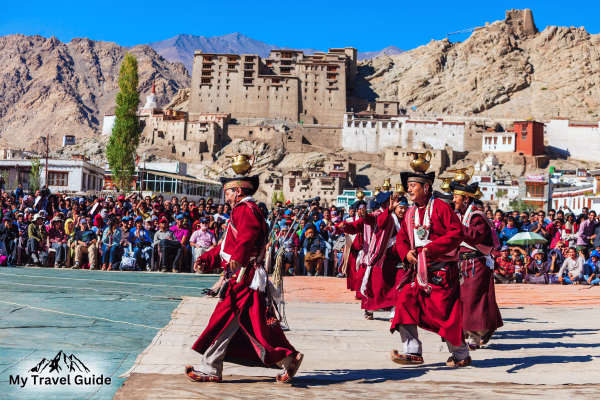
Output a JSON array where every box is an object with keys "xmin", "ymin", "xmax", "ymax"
[
  {"xmin": 427, "ymin": 261, "xmax": 451, "ymax": 272},
  {"xmin": 458, "ymin": 250, "xmax": 486, "ymax": 261}
]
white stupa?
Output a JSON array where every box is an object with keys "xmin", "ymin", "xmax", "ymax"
[
  {"xmin": 484, "ymin": 154, "xmax": 499, "ymax": 167},
  {"xmin": 143, "ymin": 81, "xmax": 157, "ymax": 109}
]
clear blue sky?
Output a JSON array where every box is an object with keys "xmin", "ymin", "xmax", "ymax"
[{"xmin": 1, "ymin": 1, "xmax": 598, "ymax": 52}]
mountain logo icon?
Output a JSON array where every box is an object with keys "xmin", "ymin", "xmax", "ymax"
[{"xmin": 28, "ymin": 351, "xmax": 90, "ymax": 374}]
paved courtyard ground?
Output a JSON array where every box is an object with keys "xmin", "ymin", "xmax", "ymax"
[
  {"xmin": 1, "ymin": 269, "xmax": 599, "ymax": 399},
  {"xmin": 116, "ymin": 277, "xmax": 600, "ymax": 399}
]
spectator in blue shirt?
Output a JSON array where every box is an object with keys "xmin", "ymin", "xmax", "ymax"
[
  {"xmin": 584, "ymin": 250, "xmax": 600, "ymax": 285},
  {"xmin": 499, "ymin": 216, "xmax": 519, "ymax": 246},
  {"xmin": 129, "ymin": 216, "xmax": 153, "ymax": 267},
  {"xmin": 518, "ymin": 212, "xmax": 533, "ymax": 232},
  {"xmin": 14, "ymin": 183, "xmax": 24, "ymax": 201}
]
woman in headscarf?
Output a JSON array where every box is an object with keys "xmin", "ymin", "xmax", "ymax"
[{"xmin": 92, "ymin": 214, "xmax": 105, "ymax": 235}]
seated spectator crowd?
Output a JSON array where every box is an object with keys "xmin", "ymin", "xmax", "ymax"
[
  {"xmin": 0, "ymin": 188, "xmax": 227, "ymax": 273},
  {"xmin": 489, "ymin": 206, "xmax": 600, "ymax": 285}
]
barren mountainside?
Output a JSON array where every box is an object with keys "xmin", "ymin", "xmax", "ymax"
[
  {"xmin": 0, "ymin": 34, "xmax": 190, "ymax": 152},
  {"xmin": 354, "ymin": 11, "xmax": 600, "ymax": 120}
]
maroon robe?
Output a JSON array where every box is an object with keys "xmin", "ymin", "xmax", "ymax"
[
  {"xmin": 346, "ymin": 235, "xmax": 363, "ymax": 292},
  {"xmin": 192, "ymin": 199, "xmax": 297, "ymax": 368},
  {"xmin": 360, "ymin": 208, "xmax": 404, "ymax": 310},
  {"xmin": 458, "ymin": 213, "xmax": 504, "ymax": 332},
  {"xmin": 392, "ymin": 196, "xmax": 465, "ymax": 346},
  {"xmin": 338, "ymin": 214, "xmax": 377, "ymax": 301}
]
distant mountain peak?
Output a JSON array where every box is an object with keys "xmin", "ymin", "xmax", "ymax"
[{"xmin": 144, "ymin": 33, "xmax": 403, "ymax": 73}]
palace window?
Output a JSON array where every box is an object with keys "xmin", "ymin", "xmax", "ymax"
[{"xmin": 48, "ymin": 171, "xmax": 68, "ymax": 186}]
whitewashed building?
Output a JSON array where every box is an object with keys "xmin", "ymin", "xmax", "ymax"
[
  {"xmin": 0, "ymin": 155, "xmax": 104, "ymax": 192},
  {"xmin": 545, "ymin": 118, "xmax": 600, "ymax": 162},
  {"xmin": 482, "ymin": 132, "xmax": 515, "ymax": 152},
  {"xmin": 471, "ymin": 175, "xmax": 519, "ymax": 202},
  {"xmin": 341, "ymin": 113, "xmax": 483, "ymax": 154}
]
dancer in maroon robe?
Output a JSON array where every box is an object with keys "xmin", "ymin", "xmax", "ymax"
[
  {"xmin": 186, "ymin": 173, "xmax": 303, "ymax": 383},
  {"xmin": 340, "ymin": 204, "xmax": 364, "ymax": 295},
  {"xmin": 390, "ymin": 168, "xmax": 472, "ymax": 367},
  {"xmin": 357, "ymin": 192, "xmax": 408, "ymax": 315},
  {"xmin": 451, "ymin": 180, "xmax": 503, "ymax": 350},
  {"xmin": 330, "ymin": 200, "xmax": 378, "ymax": 318}
]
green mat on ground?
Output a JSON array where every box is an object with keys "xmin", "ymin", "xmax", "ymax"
[{"xmin": 0, "ymin": 267, "xmax": 219, "ymax": 400}]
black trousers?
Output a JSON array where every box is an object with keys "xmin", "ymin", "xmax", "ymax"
[{"xmin": 159, "ymin": 239, "xmax": 182, "ymax": 271}]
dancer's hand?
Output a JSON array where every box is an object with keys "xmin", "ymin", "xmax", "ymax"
[
  {"xmin": 406, "ymin": 250, "xmax": 418, "ymax": 265},
  {"xmin": 229, "ymin": 260, "xmax": 242, "ymax": 273}
]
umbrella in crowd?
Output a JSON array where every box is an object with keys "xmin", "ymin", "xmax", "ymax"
[{"xmin": 507, "ymin": 232, "xmax": 548, "ymax": 246}]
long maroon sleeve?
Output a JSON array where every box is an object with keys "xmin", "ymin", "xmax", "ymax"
[
  {"xmin": 424, "ymin": 199, "xmax": 463, "ymax": 260},
  {"xmin": 462, "ymin": 214, "xmax": 490, "ymax": 247}
]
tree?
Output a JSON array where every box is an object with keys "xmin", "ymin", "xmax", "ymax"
[
  {"xmin": 277, "ymin": 191, "xmax": 285, "ymax": 205},
  {"xmin": 509, "ymin": 198, "xmax": 539, "ymax": 213},
  {"xmin": 271, "ymin": 191, "xmax": 278, "ymax": 208},
  {"xmin": 106, "ymin": 53, "xmax": 141, "ymax": 191},
  {"xmin": 29, "ymin": 155, "xmax": 42, "ymax": 194}
]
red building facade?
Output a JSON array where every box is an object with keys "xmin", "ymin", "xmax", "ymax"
[{"xmin": 514, "ymin": 121, "xmax": 545, "ymax": 156}]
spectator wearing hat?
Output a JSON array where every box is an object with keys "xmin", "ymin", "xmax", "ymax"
[
  {"xmin": 0, "ymin": 212, "xmax": 19, "ymax": 265},
  {"xmin": 26, "ymin": 213, "xmax": 48, "ymax": 266},
  {"xmin": 170, "ymin": 214, "xmax": 191, "ymax": 272},
  {"xmin": 101, "ymin": 217, "xmax": 123, "ymax": 271},
  {"xmin": 302, "ymin": 223, "xmax": 326, "ymax": 276},
  {"xmin": 154, "ymin": 217, "xmax": 182, "ymax": 273},
  {"xmin": 128, "ymin": 216, "xmax": 153, "ymax": 268},
  {"xmin": 48, "ymin": 216, "xmax": 69, "ymax": 267},
  {"xmin": 523, "ymin": 249, "xmax": 550, "ymax": 284},
  {"xmin": 494, "ymin": 246, "xmax": 515, "ymax": 283},
  {"xmin": 190, "ymin": 218, "xmax": 217, "ymax": 267},
  {"xmin": 71, "ymin": 218, "xmax": 98, "ymax": 269}
]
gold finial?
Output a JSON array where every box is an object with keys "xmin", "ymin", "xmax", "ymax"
[
  {"xmin": 356, "ymin": 189, "xmax": 365, "ymax": 200},
  {"xmin": 475, "ymin": 188, "xmax": 483, "ymax": 199},
  {"xmin": 373, "ymin": 187, "xmax": 381, "ymax": 196},
  {"xmin": 408, "ymin": 151, "xmax": 432, "ymax": 173},
  {"xmin": 447, "ymin": 166, "xmax": 474, "ymax": 184},
  {"xmin": 226, "ymin": 154, "xmax": 255, "ymax": 175},
  {"xmin": 395, "ymin": 182, "xmax": 406, "ymax": 196},
  {"xmin": 382, "ymin": 178, "xmax": 392, "ymax": 191},
  {"xmin": 438, "ymin": 176, "xmax": 453, "ymax": 193}
]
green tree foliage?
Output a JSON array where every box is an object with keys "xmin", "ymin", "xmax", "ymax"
[
  {"xmin": 277, "ymin": 191, "xmax": 285, "ymax": 204},
  {"xmin": 509, "ymin": 198, "xmax": 539, "ymax": 213},
  {"xmin": 29, "ymin": 155, "xmax": 41, "ymax": 193},
  {"xmin": 106, "ymin": 53, "xmax": 141, "ymax": 191},
  {"xmin": 271, "ymin": 191, "xmax": 278, "ymax": 208}
]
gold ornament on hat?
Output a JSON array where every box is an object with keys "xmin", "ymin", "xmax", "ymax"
[
  {"xmin": 226, "ymin": 154, "xmax": 255, "ymax": 175},
  {"xmin": 395, "ymin": 182, "xmax": 406, "ymax": 195},
  {"xmin": 382, "ymin": 178, "xmax": 392, "ymax": 192},
  {"xmin": 373, "ymin": 187, "xmax": 381, "ymax": 196},
  {"xmin": 408, "ymin": 151, "xmax": 432, "ymax": 173},
  {"xmin": 447, "ymin": 166, "xmax": 474, "ymax": 184},
  {"xmin": 438, "ymin": 176, "xmax": 453, "ymax": 193},
  {"xmin": 475, "ymin": 189, "xmax": 484, "ymax": 200},
  {"xmin": 356, "ymin": 189, "xmax": 366, "ymax": 200}
]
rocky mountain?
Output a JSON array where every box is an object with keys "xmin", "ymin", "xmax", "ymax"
[
  {"xmin": 354, "ymin": 9, "xmax": 600, "ymax": 121},
  {"xmin": 144, "ymin": 33, "xmax": 402, "ymax": 73},
  {"xmin": 357, "ymin": 45, "xmax": 404, "ymax": 61},
  {"xmin": 0, "ymin": 34, "xmax": 190, "ymax": 151}
]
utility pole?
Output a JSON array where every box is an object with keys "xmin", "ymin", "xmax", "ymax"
[{"xmin": 45, "ymin": 133, "xmax": 49, "ymax": 187}]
